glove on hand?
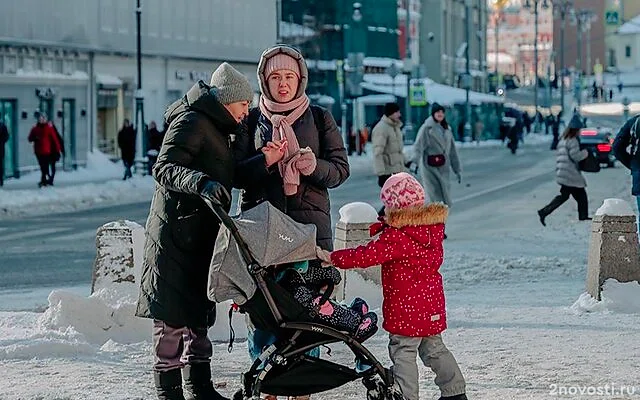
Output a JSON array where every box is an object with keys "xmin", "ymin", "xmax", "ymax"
[
  {"xmin": 199, "ymin": 179, "xmax": 231, "ymax": 207},
  {"xmin": 295, "ymin": 149, "xmax": 317, "ymax": 176}
]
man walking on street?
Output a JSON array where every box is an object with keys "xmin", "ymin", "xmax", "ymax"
[
  {"xmin": 28, "ymin": 113, "xmax": 61, "ymax": 187},
  {"xmin": 118, "ymin": 119, "xmax": 136, "ymax": 180},
  {"xmin": 372, "ymin": 102, "xmax": 406, "ymax": 215},
  {"xmin": 135, "ymin": 62, "xmax": 254, "ymax": 400},
  {"xmin": 0, "ymin": 116, "xmax": 8, "ymax": 187}
]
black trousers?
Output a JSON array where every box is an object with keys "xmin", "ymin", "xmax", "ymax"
[
  {"xmin": 539, "ymin": 185, "xmax": 589, "ymax": 220},
  {"xmin": 36, "ymin": 154, "xmax": 50, "ymax": 185}
]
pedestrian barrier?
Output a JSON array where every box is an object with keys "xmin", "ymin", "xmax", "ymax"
[
  {"xmin": 91, "ymin": 220, "xmax": 144, "ymax": 295},
  {"xmin": 333, "ymin": 202, "xmax": 380, "ymax": 301},
  {"xmin": 586, "ymin": 198, "xmax": 640, "ymax": 300}
]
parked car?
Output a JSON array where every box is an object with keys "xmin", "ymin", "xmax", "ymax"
[{"xmin": 579, "ymin": 128, "xmax": 616, "ymax": 168}]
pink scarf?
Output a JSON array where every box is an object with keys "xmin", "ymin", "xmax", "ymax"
[{"xmin": 259, "ymin": 94, "xmax": 317, "ymax": 195}]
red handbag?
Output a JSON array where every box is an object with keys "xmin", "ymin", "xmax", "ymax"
[{"xmin": 427, "ymin": 154, "xmax": 446, "ymax": 167}]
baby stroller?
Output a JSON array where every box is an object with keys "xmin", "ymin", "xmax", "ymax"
[{"xmin": 206, "ymin": 200, "xmax": 404, "ymax": 400}]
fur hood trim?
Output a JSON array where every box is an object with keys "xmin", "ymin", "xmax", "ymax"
[{"xmin": 385, "ymin": 203, "xmax": 449, "ymax": 228}]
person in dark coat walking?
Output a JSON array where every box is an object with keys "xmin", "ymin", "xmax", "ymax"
[
  {"xmin": 135, "ymin": 62, "xmax": 254, "ymax": 400},
  {"xmin": 118, "ymin": 119, "xmax": 136, "ymax": 180},
  {"xmin": 147, "ymin": 120, "xmax": 164, "ymax": 176},
  {"xmin": 550, "ymin": 111, "xmax": 562, "ymax": 150},
  {"xmin": 0, "ymin": 118, "xmax": 8, "ymax": 187},
  {"xmin": 234, "ymin": 45, "xmax": 349, "ymax": 399}
]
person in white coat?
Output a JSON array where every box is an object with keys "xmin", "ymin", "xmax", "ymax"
[
  {"xmin": 537, "ymin": 114, "xmax": 591, "ymax": 226},
  {"xmin": 413, "ymin": 103, "xmax": 462, "ymax": 208},
  {"xmin": 372, "ymin": 102, "xmax": 406, "ymax": 187}
]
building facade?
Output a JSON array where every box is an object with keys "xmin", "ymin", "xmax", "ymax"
[
  {"xmin": 552, "ymin": 0, "xmax": 606, "ymax": 76},
  {"xmin": 0, "ymin": 0, "xmax": 275, "ymax": 179},
  {"xmin": 419, "ymin": 0, "xmax": 488, "ymax": 91},
  {"xmin": 605, "ymin": 0, "xmax": 640, "ymax": 68},
  {"xmin": 486, "ymin": 0, "xmax": 553, "ymax": 85}
]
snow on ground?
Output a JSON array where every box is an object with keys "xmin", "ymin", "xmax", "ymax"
[
  {"xmin": 0, "ymin": 151, "xmax": 155, "ymax": 219},
  {"xmin": 2, "ymin": 141, "xmax": 640, "ymax": 399}
]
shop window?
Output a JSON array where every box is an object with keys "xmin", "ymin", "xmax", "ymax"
[{"xmin": 626, "ymin": 46, "xmax": 631, "ymax": 58}]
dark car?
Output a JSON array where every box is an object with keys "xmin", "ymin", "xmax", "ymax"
[{"xmin": 579, "ymin": 128, "xmax": 616, "ymax": 168}]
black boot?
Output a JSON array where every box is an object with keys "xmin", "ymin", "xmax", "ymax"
[
  {"xmin": 537, "ymin": 210, "xmax": 547, "ymax": 227},
  {"xmin": 155, "ymin": 369, "xmax": 186, "ymax": 400},
  {"xmin": 439, "ymin": 394, "xmax": 468, "ymax": 400},
  {"xmin": 183, "ymin": 363, "xmax": 229, "ymax": 400}
]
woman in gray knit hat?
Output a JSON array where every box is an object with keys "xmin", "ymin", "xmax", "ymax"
[{"xmin": 136, "ymin": 62, "xmax": 253, "ymax": 400}]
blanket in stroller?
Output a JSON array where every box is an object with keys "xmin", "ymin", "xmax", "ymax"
[{"xmin": 207, "ymin": 201, "xmax": 377, "ymax": 340}]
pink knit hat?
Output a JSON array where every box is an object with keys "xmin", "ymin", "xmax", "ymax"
[
  {"xmin": 380, "ymin": 172, "xmax": 426, "ymax": 210},
  {"xmin": 264, "ymin": 53, "xmax": 301, "ymax": 79}
]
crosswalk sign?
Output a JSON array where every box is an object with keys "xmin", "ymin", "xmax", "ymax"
[{"xmin": 409, "ymin": 80, "xmax": 427, "ymax": 106}]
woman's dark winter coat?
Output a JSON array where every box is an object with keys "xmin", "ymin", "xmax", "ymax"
[
  {"xmin": 136, "ymin": 81, "xmax": 239, "ymax": 328},
  {"xmin": 234, "ymin": 106, "xmax": 349, "ymax": 250}
]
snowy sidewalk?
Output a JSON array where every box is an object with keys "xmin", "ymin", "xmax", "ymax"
[{"xmin": 0, "ymin": 152, "xmax": 155, "ymax": 219}]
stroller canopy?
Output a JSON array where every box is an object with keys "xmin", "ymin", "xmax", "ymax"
[{"xmin": 208, "ymin": 201, "xmax": 318, "ymax": 305}]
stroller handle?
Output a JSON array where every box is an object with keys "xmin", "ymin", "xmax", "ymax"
[{"xmin": 203, "ymin": 198, "xmax": 255, "ymax": 267}]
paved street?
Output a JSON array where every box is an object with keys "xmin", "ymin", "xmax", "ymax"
[{"xmin": 0, "ymin": 142, "xmax": 555, "ymax": 310}]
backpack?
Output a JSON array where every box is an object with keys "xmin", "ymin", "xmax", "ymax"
[{"xmin": 245, "ymin": 105, "xmax": 326, "ymax": 147}]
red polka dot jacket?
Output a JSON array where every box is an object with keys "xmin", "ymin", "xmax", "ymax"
[{"xmin": 330, "ymin": 203, "xmax": 449, "ymax": 337}]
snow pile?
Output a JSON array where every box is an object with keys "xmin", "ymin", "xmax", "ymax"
[
  {"xmin": 38, "ymin": 287, "xmax": 150, "ymax": 346},
  {"xmin": 571, "ymin": 279, "xmax": 640, "ymax": 314},
  {"xmin": 595, "ymin": 198, "xmax": 636, "ymax": 216},
  {"xmin": 339, "ymin": 202, "xmax": 378, "ymax": 223}
]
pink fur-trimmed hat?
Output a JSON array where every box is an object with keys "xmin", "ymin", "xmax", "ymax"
[{"xmin": 380, "ymin": 172, "xmax": 426, "ymax": 210}]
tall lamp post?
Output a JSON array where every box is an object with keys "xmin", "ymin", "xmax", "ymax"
[
  {"xmin": 491, "ymin": 0, "xmax": 509, "ymax": 92},
  {"xmin": 524, "ymin": 0, "xmax": 549, "ymax": 132},
  {"xmin": 135, "ymin": 0, "xmax": 146, "ymax": 170},
  {"xmin": 551, "ymin": 1, "xmax": 574, "ymax": 118},
  {"xmin": 404, "ymin": 0, "xmax": 413, "ymax": 138},
  {"xmin": 463, "ymin": 0, "xmax": 472, "ymax": 142}
]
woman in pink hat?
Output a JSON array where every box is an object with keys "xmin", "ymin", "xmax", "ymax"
[{"xmin": 234, "ymin": 45, "xmax": 350, "ymax": 400}]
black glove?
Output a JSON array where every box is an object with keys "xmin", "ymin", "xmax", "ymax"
[{"xmin": 199, "ymin": 179, "xmax": 231, "ymax": 207}]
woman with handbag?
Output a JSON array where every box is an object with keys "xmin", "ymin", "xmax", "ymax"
[
  {"xmin": 537, "ymin": 115, "xmax": 591, "ymax": 226},
  {"xmin": 413, "ymin": 103, "xmax": 462, "ymax": 208}
]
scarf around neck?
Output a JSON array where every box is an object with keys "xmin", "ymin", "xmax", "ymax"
[{"xmin": 259, "ymin": 94, "xmax": 314, "ymax": 195}]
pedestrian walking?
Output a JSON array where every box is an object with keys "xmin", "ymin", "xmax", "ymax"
[
  {"xmin": 0, "ymin": 117, "xmax": 9, "ymax": 187},
  {"xmin": 537, "ymin": 115, "xmax": 591, "ymax": 225},
  {"xmin": 118, "ymin": 119, "xmax": 136, "ymax": 180},
  {"xmin": 28, "ymin": 113, "xmax": 61, "ymax": 187},
  {"xmin": 372, "ymin": 102, "xmax": 406, "ymax": 215}
]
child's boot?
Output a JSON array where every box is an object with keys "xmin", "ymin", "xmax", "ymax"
[{"xmin": 438, "ymin": 394, "xmax": 468, "ymax": 400}]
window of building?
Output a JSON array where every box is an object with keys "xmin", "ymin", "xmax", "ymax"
[{"xmin": 626, "ymin": 45, "xmax": 631, "ymax": 58}]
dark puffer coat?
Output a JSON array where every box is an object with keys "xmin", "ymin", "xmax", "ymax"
[
  {"xmin": 135, "ymin": 81, "xmax": 238, "ymax": 328},
  {"xmin": 234, "ymin": 106, "xmax": 349, "ymax": 250}
]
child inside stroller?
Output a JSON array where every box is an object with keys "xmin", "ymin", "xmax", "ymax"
[{"xmin": 207, "ymin": 200, "xmax": 404, "ymax": 400}]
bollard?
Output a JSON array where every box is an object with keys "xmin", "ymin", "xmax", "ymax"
[
  {"xmin": 92, "ymin": 220, "xmax": 145, "ymax": 294},
  {"xmin": 586, "ymin": 199, "xmax": 640, "ymax": 300},
  {"xmin": 333, "ymin": 202, "xmax": 380, "ymax": 301}
]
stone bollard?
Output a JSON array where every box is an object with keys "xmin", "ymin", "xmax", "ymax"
[
  {"xmin": 92, "ymin": 220, "xmax": 145, "ymax": 294},
  {"xmin": 333, "ymin": 202, "xmax": 380, "ymax": 301},
  {"xmin": 586, "ymin": 199, "xmax": 640, "ymax": 300}
]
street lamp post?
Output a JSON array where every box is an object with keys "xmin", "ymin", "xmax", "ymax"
[
  {"xmin": 551, "ymin": 1, "xmax": 574, "ymax": 118},
  {"xmin": 524, "ymin": 0, "xmax": 549, "ymax": 132},
  {"xmin": 464, "ymin": 0, "xmax": 472, "ymax": 142},
  {"xmin": 135, "ymin": 0, "xmax": 146, "ymax": 172},
  {"xmin": 404, "ymin": 0, "xmax": 413, "ymax": 138}
]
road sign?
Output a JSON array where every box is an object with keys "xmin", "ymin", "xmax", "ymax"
[
  {"xmin": 409, "ymin": 79, "xmax": 427, "ymax": 106},
  {"xmin": 605, "ymin": 10, "xmax": 619, "ymax": 26}
]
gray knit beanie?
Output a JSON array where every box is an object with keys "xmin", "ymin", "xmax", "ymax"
[{"xmin": 209, "ymin": 62, "xmax": 254, "ymax": 105}]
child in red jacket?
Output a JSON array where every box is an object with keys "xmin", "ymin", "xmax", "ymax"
[{"xmin": 322, "ymin": 172, "xmax": 467, "ymax": 400}]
